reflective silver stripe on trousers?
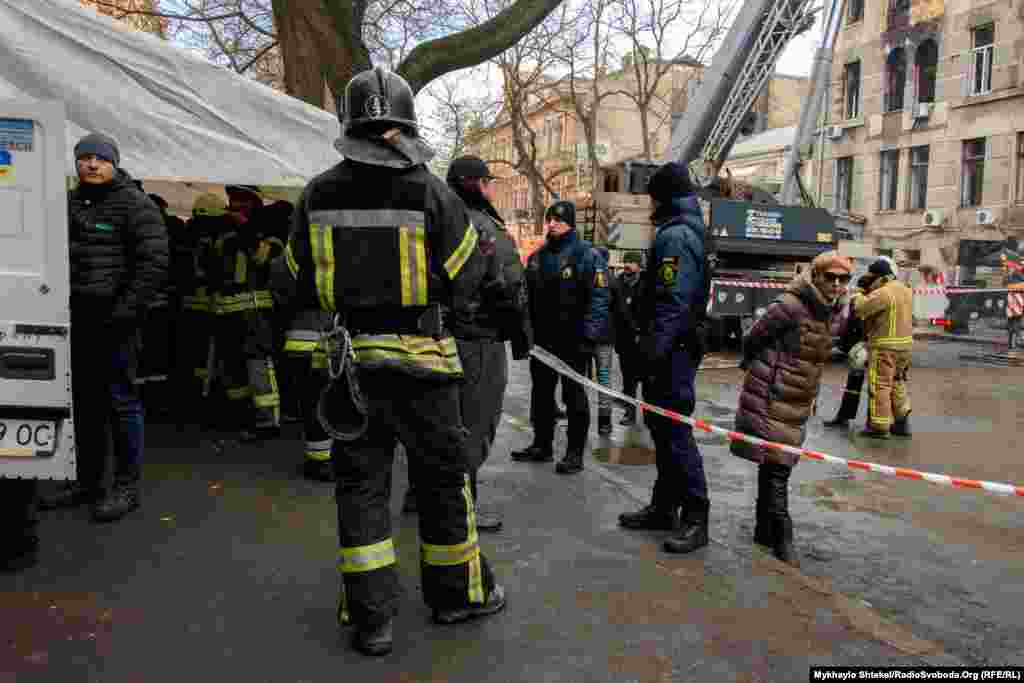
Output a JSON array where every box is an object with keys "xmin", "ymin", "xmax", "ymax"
[
  {"xmin": 309, "ymin": 209, "xmax": 427, "ymax": 228},
  {"xmin": 285, "ymin": 330, "xmax": 322, "ymax": 341}
]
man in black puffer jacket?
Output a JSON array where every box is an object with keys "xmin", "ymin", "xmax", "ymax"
[{"xmin": 46, "ymin": 133, "xmax": 168, "ymax": 523}]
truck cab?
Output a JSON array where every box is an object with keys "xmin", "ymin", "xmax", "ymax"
[{"xmin": 0, "ymin": 98, "xmax": 76, "ymax": 481}]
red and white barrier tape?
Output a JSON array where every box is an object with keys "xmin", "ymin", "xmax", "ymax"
[
  {"xmin": 710, "ymin": 279, "xmax": 1013, "ymax": 296},
  {"xmin": 529, "ymin": 346, "xmax": 1024, "ymax": 498}
]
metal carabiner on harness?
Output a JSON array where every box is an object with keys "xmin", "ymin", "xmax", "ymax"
[{"xmin": 316, "ymin": 314, "xmax": 369, "ymax": 442}]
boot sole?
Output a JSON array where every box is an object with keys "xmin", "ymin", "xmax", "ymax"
[{"xmin": 433, "ymin": 593, "xmax": 507, "ymax": 625}]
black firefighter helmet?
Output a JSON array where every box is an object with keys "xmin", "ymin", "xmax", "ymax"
[{"xmin": 340, "ymin": 66, "xmax": 418, "ymax": 137}]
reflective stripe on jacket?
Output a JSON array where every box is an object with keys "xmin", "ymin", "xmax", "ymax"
[{"xmin": 853, "ymin": 277, "xmax": 914, "ymax": 350}]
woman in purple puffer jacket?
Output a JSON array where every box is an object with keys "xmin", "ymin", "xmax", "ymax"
[{"xmin": 732, "ymin": 251, "xmax": 853, "ymax": 567}]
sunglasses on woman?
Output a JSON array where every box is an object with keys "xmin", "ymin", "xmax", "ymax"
[{"xmin": 823, "ymin": 272, "xmax": 852, "ymax": 284}]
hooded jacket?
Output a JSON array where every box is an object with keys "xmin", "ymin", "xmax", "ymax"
[
  {"xmin": 68, "ymin": 168, "xmax": 169, "ymax": 328},
  {"xmin": 731, "ymin": 272, "xmax": 836, "ymax": 467}
]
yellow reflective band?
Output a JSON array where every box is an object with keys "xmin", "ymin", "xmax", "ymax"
[
  {"xmin": 399, "ymin": 225, "xmax": 428, "ymax": 306},
  {"xmin": 234, "ymin": 252, "xmax": 248, "ymax": 285},
  {"xmin": 253, "ymin": 290, "xmax": 275, "ymax": 309},
  {"xmin": 310, "ymin": 223, "xmax": 336, "ymax": 312},
  {"xmin": 194, "ymin": 368, "xmax": 209, "ymax": 379},
  {"xmin": 464, "ymin": 475, "xmax": 485, "ymax": 603},
  {"xmin": 253, "ymin": 392, "xmax": 279, "ymax": 408},
  {"xmin": 444, "ymin": 223, "xmax": 479, "ymax": 280},
  {"xmin": 226, "ymin": 386, "xmax": 252, "ymax": 400},
  {"xmin": 338, "ymin": 539, "xmax": 396, "ymax": 573},
  {"xmin": 421, "ymin": 538, "xmax": 480, "ymax": 566},
  {"xmin": 264, "ymin": 237, "xmax": 285, "ymax": 252},
  {"xmin": 353, "ymin": 349, "xmax": 463, "ymax": 375},
  {"xmin": 285, "ymin": 242, "xmax": 299, "ymax": 278},
  {"xmin": 306, "ymin": 449, "xmax": 332, "ymax": 462},
  {"xmin": 312, "ymin": 351, "xmax": 328, "ymax": 369},
  {"xmin": 284, "ymin": 339, "xmax": 320, "ymax": 353}
]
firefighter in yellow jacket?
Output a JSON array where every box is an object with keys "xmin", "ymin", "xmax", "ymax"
[
  {"xmin": 852, "ymin": 258, "xmax": 913, "ymax": 439},
  {"xmin": 285, "ymin": 67, "xmax": 503, "ymax": 657}
]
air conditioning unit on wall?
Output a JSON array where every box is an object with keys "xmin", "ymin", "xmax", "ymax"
[
  {"xmin": 976, "ymin": 208, "xmax": 997, "ymax": 225},
  {"xmin": 826, "ymin": 125, "xmax": 843, "ymax": 140},
  {"xmin": 922, "ymin": 209, "xmax": 944, "ymax": 227},
  {"xmin": 913, "ymin": 102, "xmax": 932, "ymax": 119}
]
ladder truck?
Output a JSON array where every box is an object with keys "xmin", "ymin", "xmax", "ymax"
[{"xmin": 612, "ymin": 0, "xmax": 853, "ymax": 347}]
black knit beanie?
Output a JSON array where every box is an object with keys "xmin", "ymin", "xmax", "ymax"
[{"xmin": 74, "ymin": 133, "xmax": 120, "ymax": 167}]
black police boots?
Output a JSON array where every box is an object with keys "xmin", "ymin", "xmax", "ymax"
[
  {"xmin": 510, "ymin": 444, "xmax": 554, "ymax": 463},
  {"xmin": 40, "ymin": 483, "xmax": 103, "ymax": 510},
  {"xmin": 618, "ymin": 504, "xmax": 678, "ymax": 531},
  {"xmin": 663, "ymin": 497, "xmax": 709, "ymax": 554},
  {"xmin": 824, "ymin": 392, "xmax": 859, "ymax": 428},
  {"xmin": 753, "ymin": 465, "xmax": 774, "ymax": 548},
  {"xmin": 555, "ymin": 448, "xmax": 584, "ymax": 475}
]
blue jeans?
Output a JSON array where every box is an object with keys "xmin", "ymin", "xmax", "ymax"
[{"xmin": 72, "ymin": 322, "xmax": 145, "ymax": 488}]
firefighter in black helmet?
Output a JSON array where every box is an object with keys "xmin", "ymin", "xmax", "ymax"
[{"xmin": 285, "ymin": 66, "xmax": 504, "ymax": 657}]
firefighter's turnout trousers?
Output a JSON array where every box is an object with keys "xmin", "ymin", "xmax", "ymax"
[
  {"xmin": 867, "ymin": 349, "xmax": 911, "ymax": 431},
  {"xmin": 282, "ymin": 316, "xmax": 334, "ymax": 466},
  {"xmin": 333, "ymin": 371, "xmax": 495, "ymax": 628}
]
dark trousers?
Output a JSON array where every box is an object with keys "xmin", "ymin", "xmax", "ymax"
[
  {"xmin": 0, "ymin": 479, "xmax": 39, "ymax": 559},
  {"xmin": 644, "ymin": 347, "xmax": 707, "ymax": 507},
  {"xmin": 71, "ymin": 321, "xmax": 144, "ymax": 490},
  {"xmin": 529, "ymin": 348, "xmax": 591, "ymax": 452},
  {"xmin": 617, "ymin": 341, "xmax": 644, "ymax": 406},
  {"xmin": 289, "ymin": 352, "xmax": 333, "ymax": 463},
  {"xmin": 332, "ymin": 371, "xmax": 495, "ymax": 628}
]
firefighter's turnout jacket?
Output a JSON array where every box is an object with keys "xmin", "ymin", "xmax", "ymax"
[
  {"xmin": 852, "ymin": 276, "xmax": 914, "ymax": 351},
  {"xmin": 286, "ymin": 161, "xmax": 484, "ymax": 379},
  {"xmin": 852, "ymin": 275, "xmax": 913, "ymax": 430}
]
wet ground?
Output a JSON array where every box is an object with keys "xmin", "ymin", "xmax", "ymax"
[{"xmin": 2, "ymin": 339, "xmax": 1022, "ymax": 680}]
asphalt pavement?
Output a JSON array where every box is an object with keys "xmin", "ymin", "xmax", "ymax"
[{"xmin": 2, "ymin": 340, "xmax": 1021, "ymax": 681}]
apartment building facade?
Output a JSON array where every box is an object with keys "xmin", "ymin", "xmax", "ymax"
[
  {"xmin": 822, "ymin": 0, "xmax": 1024, "ymax": 274},
  {"xmin": 468, "ymin": 61, "xmax": 808, "ymax": 253}
]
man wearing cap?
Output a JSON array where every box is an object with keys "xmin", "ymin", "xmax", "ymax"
[
  {"xmin": 399, "ymin": 155, "xmax": 530, "ymax": 530},
  {"xmin": 47, "ymin": 132, "xmax": 168, "ymax": 522},
  {"xmin": 612, "ymin": 252, "xmax": 645, "ymax": 425},
  {"xmin": 852, "ymin": 258, "xmax": 914, "ymax": 439},
  {"xmin": 618, "ymin": 161, "xmax": 711, "ymax": 554},
  {"xmin": 511, "ymin": 200, "xmax": 610, "ymax": 475}
]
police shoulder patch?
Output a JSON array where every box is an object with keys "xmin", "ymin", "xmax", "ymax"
[
  {"xmin": 658, "ymin": 256, "xmax": 679, "ymax": 286},
  {"xmin": 595, "ymin": 270, "xmax": 608, "ymax": 288},
  {"xmin": 561, "ymin": 266, "xmax": 574, "ymax": 280}
]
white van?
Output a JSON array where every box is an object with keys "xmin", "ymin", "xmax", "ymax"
[{"xmin": 0, "ymin": 98, "xmax": 75, "ymax": 481}]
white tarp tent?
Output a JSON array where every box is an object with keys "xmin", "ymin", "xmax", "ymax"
[{"xmin": 0, "ymin": 0, "xmax": 340, "ymax": 187}]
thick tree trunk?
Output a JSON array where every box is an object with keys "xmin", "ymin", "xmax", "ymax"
[
  {"xmin": 272, "ymin": 0, "xmax": 325, "ymax": 107},
  {"xmin": 397, "ymin": 0, "xmax": 562, "ymax": 94}
]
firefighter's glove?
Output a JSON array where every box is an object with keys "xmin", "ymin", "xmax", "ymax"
[{"xmin": 253, "ymin": 240, "xmax": 272, "ymax": 266}]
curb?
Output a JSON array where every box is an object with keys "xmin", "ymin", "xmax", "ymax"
[{"xmin": 912, "ymin": 331, "xmax": 1008, "ymax": 348}]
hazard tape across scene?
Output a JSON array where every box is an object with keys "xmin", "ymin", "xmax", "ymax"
[
  {"xmin": 710, "ymin": 279, "xmax": 1014, "ymax": 296},
  {"xmin": 528, "ymin": 346, "xmax": 1024, "ymax": 499}
]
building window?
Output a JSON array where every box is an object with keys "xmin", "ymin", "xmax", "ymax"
[
  {"xmin": 915, "ymin": 40, "xmax": 938, "ymax": 104},
  {"xmin": 1017, "ymin": 133, "xmax": 1024, "ymax": 203},
  {"xmin": 835, "ymin": 156, "xmax": 854, "ymax": 212},
  {"xmin": 962, "ymin": 138, "xmax": 986, "ymax": 207},
  {"xmin": 879, "ymin": 149, "xmax": 900, "ymax": 211},
  {"xmin": 971, "ymin": 25, "xmax": 994, "ymax": 95},
  {"xmin": 885, "ymin": 47, "xmax": 907, "ymax": 112},
  {"xmin": 844, "ymin": 61, "xmax": 861, "ymax": 119},
  {"xmin": 848, "ymin": 0, "xmax": 863, "ymax": 23},
  {"xmin": 909, "ymin": 146, "xmax": 929, "ymax": 210}
]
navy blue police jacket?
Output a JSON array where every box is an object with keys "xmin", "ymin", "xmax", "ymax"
[
  {"xmin": 646, "ymin": 195, "xmax": 707, "ymax": 362},
  {"xmin": 525, "ymin": 229, "xmax": 611, "ymax": 351}
]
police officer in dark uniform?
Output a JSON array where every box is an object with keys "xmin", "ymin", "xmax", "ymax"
[
  {"xmin": 618, "ymin": 162, "xmax": 711, "ymax": 554},
  {"xmin": 405, "ymin": 155, "xmax": 532, "ymax": 530},
  {"xmin": 285, "ymin": 67, "xmax": 503, "ymax": 657},
  {"xmin": 613, "ymin": 251, "xmax": 645, "ymax": 425},
  {"xmin": 511, "ymin": 201, "xmax": 610, "ymax": 475}
]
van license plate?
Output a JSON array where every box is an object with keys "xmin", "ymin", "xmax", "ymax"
[{"xmin": 0, "ymin": 419, "xmax": 57, "ymax": 457}]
